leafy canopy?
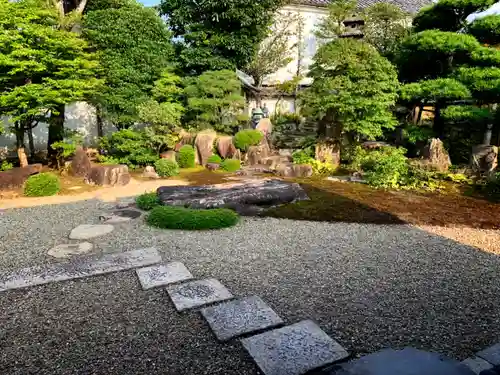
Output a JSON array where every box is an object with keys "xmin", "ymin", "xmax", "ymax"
[
  {"xmin": 467, "ymin": 15, "xmax": 500, "ymax": 45},
  {"xmin": 315, "ymin": 0, "xmax": 357, "ymax": 39}
]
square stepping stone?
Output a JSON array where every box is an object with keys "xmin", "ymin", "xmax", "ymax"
[
  {"xmin": 477, "ymin": 343, "xmax": 500, "ymax": 366},
  {"xmin": 136, "ymin": 262, "xmax": 193, "ymax": 290},
  {"xmin": 201, "ymin": 296, "xmax": 284, "ymax": 341},
  {"xmin": 241, "ymin": 320, "xmax": 348, "ymax": 375},
  {"xmin": 166, "ymin": 278, "xmax": 233, "ymax": 311}
]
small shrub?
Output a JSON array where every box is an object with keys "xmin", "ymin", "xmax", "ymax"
[
  {"xmin": 233, "ymin": 129, "xmax": 263, "ymax": 151},
  {"xmin": 24, "ymin": 173, "xmax": 61, "ymax": 197},
  {"xmin": 310, "ymin": 160, "xmax": 337, "ymax": 175},
  {"xmin": 154, "ymin": 159, "xmax": 180, "ymax": 177},
  {"xmin": 207, "ymin": 154, "xmax": 222, "ymax": 164},
  {"xmin": 178, "ymin": 145, "xmax": 196, "ymax": 168},
  {"xmin": 292, "ymin": 150, "xmax": 314, "ymax": 165},
  {"xmin": 136, "ymin": 192, "xmax": 161, "ymax": 210},
  {"xmin": 0, "ymin": 160, "xmax": 13, "ymax": 171},
  {"xmin": 220, "ymin": 159, "xmax": 241, "ymax": 172},
  {"xmin": 147, "ymin": 206, "xmax": 239, "ymax": 230},
  {"xmin": 483, "ymin": 173, "xmax": 500, "ymax": 201}
]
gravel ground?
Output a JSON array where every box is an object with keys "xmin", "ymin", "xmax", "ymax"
[{"xmin": 2, "ymin": 200, "xmax": 500, "ymax": 374}]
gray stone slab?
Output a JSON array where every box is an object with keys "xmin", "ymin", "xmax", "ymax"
[
  {"xmin": 329, "ymin": 348, "xmax": 475, "ymax": 375},
  {"xmin": 0, "ymin": 248, "xmax": 162, "ymax": 293},
  {"xmin": 241, "ymin": 320, "xmax": 348, "ymax": 375},
  {"xmin": 201, "ymin": 296, "xmax": 284, "ymax": 341},
  {"xmin": 69, "ymin": 224, "xmax": 114, "ymax": 240},
  {"xmin": 166, "ymin": 278, "xmax": 233, "ymax": 311},
  {"xmin": 477, "ymin": 343, "xmax": 500, "ymax": 365},
  {"xmin": 136, "ymin": 262, "xmax": 193, "ymax": 290},
  {"xmin": 461, "ymin": 357, "xmax": 494, "ymax": 374}
]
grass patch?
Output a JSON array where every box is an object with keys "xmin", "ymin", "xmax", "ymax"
[
  {"xmin": 136, "ymin": 192, "xmax": 161, "ymax": 210},
  {"xmin": 24, "ymin": 173, "xmax": 61, "ymax": 197},
  {"xmin": 147, "ymin": 205, "xmax": 239, "ymax": 230}
]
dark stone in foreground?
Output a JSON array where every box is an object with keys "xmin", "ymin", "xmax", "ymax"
[
  {"xmin": 327, "ymin": 348, "xmax": 474, "ymax": 375},
  {"xmin": 241, "ymin": 320, "xmax": 348, "ymax": 375},
  {"xmin": 0, "ymin": 164, "xmax": 42, "ymax": 190},
  {"xmin": 201, "ymin": 296, "xmax": 284, "ymax": 341},
  {"xmin": 157, "ymin": 179, "xmax": 308, "ymax": 213},
  {"xmin": 0, "ymin": 248, "xmax": 161, "ymax": 292}
]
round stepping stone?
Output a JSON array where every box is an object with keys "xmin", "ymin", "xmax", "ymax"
[
  {"xmin": 69, "ymin": 224, "xmax": 114, "ymax": 240},
  {"xmin": 47, "ymin": 242, "xmax": 94, "ymax": 258}
]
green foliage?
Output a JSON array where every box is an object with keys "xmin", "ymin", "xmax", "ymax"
[
  {"xmin": 233, "ymin": 129, "xmax": 264, "ymax": 151},
  {"xmin": 147, "ymin": 206, "xmax": 239, "ymax": 230},
  {"xmin": 220, "ymin": 159, "xmax": 241, "ymax": 172},
  {"xmin": 0, "ymin": 0, "xmax": 101, "ymax": 129},
  {"xmin": 482, "ymin": 173, "xmax": 500, "ymax": 201},
  {"xmin": 24, "ymin": 173, "xmax": 61, "ymax": 197},
  {"xmin": 99, "ymin": 128, "xmax": 158, "ymax": 167},
  {"xmin": 441, "ymin": 105, "xmax": 494, "ymax": 125},
  {"xmin": 207, "ymin": 154, "xmax": 223, "ymax": 164},
  {"xmin": 292, "ymin": 151, "xmax": 336, "ymax": 175},
  {"xmin": 159, "ymin": 0, "xmax": 282, "ymax": 74},
  {"xmin": 315, "ymin": 0, "xmax": 357, "ymax": 39},
  {"xmin": 50, "ymin": 130, "xmax": 84, "ymax": 159},
  {"xmin": 0, "ymin": 160, "xmax": 13, "ymax": 171},
  {"xmin": 467, "ymin": 15, "xmax": 500, "ymax": 45},
  {"xmin": 135, "ymin": 192, "xmax": 161, "ymax": 210},
  {"xmin": 399, "ymin": 78, "xmax": 471, "ymax": 104},
  {"xmin": 184, "ymin": 70, "xmax": 245, "ymax": 133},
  {"xmin": 154, "ymin": 159, "xmax": 179, "ymax": 177},
  {"xmin": 454, "ymin": 67, "xmax": 500, "ymax": 103},
  {"xmin": 402, "ymin": 124, "xmax": 435, "ymax": 144},
  {"xmin": 292, "ymin": 150, "xmax": 313, "ymax": 165},
  {"xmin": 178, "ymin": 145, "xmax": 196, "ymax": 168},
  {"xmin": 413, "ymin": 0, "xmax": 495, "ymax": 32},
  {"xmin": 302, "ymin": 39, "xmax": 398, "ymax": 140},
  {"xmin": 82, "ymin": 3, "xmax": 173, "ymax": 127}
]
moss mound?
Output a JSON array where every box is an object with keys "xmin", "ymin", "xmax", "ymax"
[
  {"xmin": 147, "ymin": 205, "xmax": 239, "ymax": 230},
  {"xmin": 24, "ymin": 173, "xmax": 60, "ymax": 197}
]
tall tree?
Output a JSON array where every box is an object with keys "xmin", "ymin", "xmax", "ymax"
[
  {"xmin": 159, "ymin": 0, "xmax": 283, "ymax": 74},
  {"xmin": 0, "ymin": 0, "xmax": 100, "ymax": 164},
  {"xmin": 82, "ymin": 0, "xmax": 173, "ymax": 128},
  {"xmin": 315, "ymin": 0, "xmax": 357, "ymax": 40},
  {"xmin": 301, "ymin": 39, "xmax": 399, "ymax": 166}
]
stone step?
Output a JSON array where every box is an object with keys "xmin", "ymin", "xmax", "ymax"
[
  {"xmin": 201, "ymin": 296, "xmax": 284, "ymax": 342},
  {"xmin": 0, "ymin": 248, "xmax": 162, "ymax": 293},
  {"xmin": 241, "ymin": 320, "xmax": 349, "ymax": 375},
  {"xmin": 136, "ymin": 262, "xmax": 194, "ymax": 290},
  {"xmin": 166, "ymin": 278, "xmax": 234, "ymax": 311}
]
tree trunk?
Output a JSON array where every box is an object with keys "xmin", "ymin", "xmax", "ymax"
[
  {"xmin": 14, "ymin": 122, "xmax": 28, "ymax": 167},
  {"xmin": 96, "ymin": 106, "xmax": 104, "ymax": 138},
  {"xmin": 27, "ymin": 125, "xmax": 35, "ymax": 159},
  {"xmin": 315, "ymin": 111, "xmax": 342, "ymax": 167},
  {"xmin": 433, "ymin": 103, "xmax": 444, "ymax": 139},
  {"xmin": 48, "ymin": 104, "xmax": 65, "ymax": 156}
]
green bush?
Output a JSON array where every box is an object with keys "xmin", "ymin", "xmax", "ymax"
[
  {"xmin": 136, "ymin": 192, "xmax": 161, "ymax": 210},
  {"xmin": 483, "ymin": 173, "xmax": 500, "ymax": 201},
  {"xmin": 292, "ymin": 150, "xmax": 314, "ymax": 165},
  {"xmin": 178, "ymin": 145, "xmax": 196, "ymax": 168},
  {"xmin": 292, "ymin": 150, "xmax": 336, "ymax": 176},
  {"xmin": 147, "ymin": 206, "xmax": 239, "ymax": 230},
  {"xmin": 207, "ymin": 154, "xmax": 222, "ymax": 164},
  {"xmin": 24, "ymin": 173, "xmax": 61, "ymax": 197},
  {"xmin": 154, "ymin": 159, "xmax": 180, "ymax": 177},
  {"xmin": 0, "ymin": 160, "xmax": 13, "ymax": 171},
  {"xmin": 220, "ymin": 159, "xmax": 241, "ymax": 172},
  {"xmin": 233, "ymin": 129, "xmax": 263, "ymax": 151}
]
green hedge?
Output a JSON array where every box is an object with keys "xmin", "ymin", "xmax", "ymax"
[
  {"xmin": 178, "ymin": 145, "xmax": 196, "ymax": 168},
  {"xmin": 207, "ymin": 154, "xmax": 222, "ymax": 164},
  {"xmin": 24, "ymin": 173, "xmax": 61, "ymax": 197},
  {"xmin": 147, "ymin": 205, "xmax": 239, "ymax": 230},
  {"xmin": 154, "ymin": 159, "xmax": 179, "ymax": 177},
  {"xmin": 136, "ymin": 192, "xmax": 161, "ymax": 210},
  {"xmin": 220, "ymin": 159, "xmax": 241, "ymax": 172},
  {"xmin": 233, "ymin": 129, "xmax": 263, "ymax": 151}
]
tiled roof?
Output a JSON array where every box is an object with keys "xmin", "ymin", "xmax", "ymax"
[{"xmin": 291, "ymin": 0, "xmax": 432, "ymax": 13}]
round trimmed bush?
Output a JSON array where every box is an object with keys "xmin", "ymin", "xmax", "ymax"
[
  {"xmin": 177, "ymin": 145, "xmax": 196, "ymax": 168},
  {"xmin": 233, "ymin": 129, "xmax": 263, "ymax": 151},
  {"xmin": 136, "ymin": 192, "xmax": 161, "ymax": 210},
  {"xmin": 207, "ymin": 154, "xmax": 222, "ymax": 164},
  {"xmin": 220, "ymin": 159, "xmax": 241, "ymax": 172},
  {"xmin": 147, "ymin": 206, "xmax": 239, "ymax": 230},
  {"xmin": 24, "ymin": 173, "xmax": 60, "ymax": 197},
  {"xmin": 154, "ymin": 159, "xmax": 179, "ymax": 177}
]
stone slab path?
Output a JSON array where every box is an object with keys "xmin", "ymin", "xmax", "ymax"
[
  {"xmin": 136, "ymin": 262, "xmax": 193, "ymax": 290},
  {"xmin": 0, "ymin": 248, "xmax": 161, "ymax": 292},
  {"xmin": 167, "ymin": 278, "xmax": 234, "ymax": 311}
]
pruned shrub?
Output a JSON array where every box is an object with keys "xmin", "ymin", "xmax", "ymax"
[
  {"xmin": 154, "ymin": 159, "xmax": 179, "ymax": 177},
  {"xmin": 136, "ymin": 192, "xmax": 161, "ymax": 210},
  {"xmin": 233, "ymin": 129, "xmax": 263, "ymax": 151},
  {"xmin": 178, "ymin": 145, "xmax": 196, "ymax": 168},
  {"xmin": 147, "ymin": 206, "xmax": 239, "ymax": 230},
  {"xmin": 0, "ymin": 160, "xmax": 13, "ymax": 171},
  {"xmin": 482, "ymin": 172, "xmax": 500, "ymax": 202},
  {"xmin": 220, "ymin": 159, "xmax": 241, "ymax": 172},
  {"xmin": 24, "ymin": 173, "xmax": 61, "ymax": 197},
  {"xmin": 207, "ymin": 154, "xmax": 222, "ymax": 164}
]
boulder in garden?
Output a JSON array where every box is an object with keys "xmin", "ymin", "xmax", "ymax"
[
  {"xmin": 0, "ymin": 164, "xmax": 42, "ymax": 190},
  {"xmin": 70, "ymin": 147, "xmax": 92, "ymax": 177},
  {"xmin": 276, "ymin": 163, "xmax": 313, "ymax": 178},
  {"xmin": 85, "ymin": 164, "xmax": 130, "ymax": 186},
  {"xmin": 422, "ymin": 138, "xmax": 451, "ymax": 172},
  {"xmin": 195, "ymin": 130, "xmax": 217, "ymax": 166},
  {"xmin": 245, "ymin": 138, "xmax": 271, "ymax": 166},
  {"xmin": 471, "ymin": 145, "xmax": 498, "ymax": 174},
  {"xmin": 217, "ymin": 136, "xmax": 237, "ymax": 159},
  {"xmin": 141, "ymin": 166, "xmax": 159, "ymax": 179},
  {"xmin": 256, "ymin": 118, "xmax": 273, "ymax": 136}
]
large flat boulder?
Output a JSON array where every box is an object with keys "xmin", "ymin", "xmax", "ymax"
[
  {"xmin": 157, "ymin": 179, "xmax": 308, "ymax": 214},
  {"xmin": 0, "ymin": 164, "xmax": 42, "ymax": 190},
  {"xmin": 85, "ymin": 164, "xmax": 130, "ymax": 186}
]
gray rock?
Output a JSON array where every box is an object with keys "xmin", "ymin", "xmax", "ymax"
[
  {"xmin": 136, "ymin": 262, "xmax": 193, "ymax": 290},
  {"xmin": 100, "ymin": 209, "xmax": 142, "ymax": 224},
  {"xmin": 141, "ymin": 166, "xmax": 159, "ymax": 179},
  {"xmin": 461, "ymin": 357, "xmax": 494, "ymax": 374},
  {"xmin": 166, "ymin": 278, "xmax": 233, "ymax": 311},
  {"xmin": 241, "ymin": 320, "xmax": 348, "ymax": 375},
  {"xmin": 47, "ymin": 242, "xmax": 93, "ymax": 258},
  {"xmin": 201, "ymin": 296, "xmax": 283, "ymax": 341},
  {"xmin": 477, "ymin": 343, "xmax": 500, "ymax": 366},
  {"xmin": 69, "ymin": 224, "xmax": 114, "ymax": 240},
  {"xmin": 0, "ymin": 248, "xmax": 161, "ymax": 292}
]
